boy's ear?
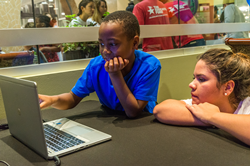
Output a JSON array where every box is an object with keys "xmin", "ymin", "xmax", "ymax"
[{"xmin": 133, "ymin": 35, "xmax": 140, "ymax": 49}]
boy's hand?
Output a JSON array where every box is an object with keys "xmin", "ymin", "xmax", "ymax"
[
  {"xmin": 104, "ymin": 57, "xmax": 129, "ymax": 73},
  {"xmin": 38, "ymin": 94, "xmax": 57, "ymax": 109}
]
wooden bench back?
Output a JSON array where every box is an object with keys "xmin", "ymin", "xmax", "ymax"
[{"xmin": 225, "ymin": 38, "xmax": 250, "ymax": 55}]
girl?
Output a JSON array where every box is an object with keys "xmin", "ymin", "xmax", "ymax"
[
  {"xmin": 154, "ymin": 48, "xmax": 250, "ymax": 146},
  {"xmin": 69, "ymin": 0, "xmax": 95, "ymax": 27},
  {"xmin": 86, "ymin": 0, "xmax": 107, "ymax": 27}
]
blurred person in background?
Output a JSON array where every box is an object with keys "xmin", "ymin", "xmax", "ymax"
[
  {"xmin": 133, "ymin": 0, "xmax": 174, "ymax": 52},
  {"xmin": 224, "ymin": 2, "xmax": 248, "ymax": 38},
  {"xmin": 23, "ymin": 22, "xmax": 48, "ymax": 64},
  {"xmin": 69, "ymin": 0, "xmax": 95, "ymax": 27},
  {"xmin": 214, "ymin": 6, "xmax": 220, "ymax": 23},
  {"xmin": 87, "ymin": 0, "xmax": 107, "ymax": 27},
  {"xmin": 126, "ymin": 0, "xmax": 135, "ymax": 12},
  {"xmin": 36, "ymin": 15, "xmax": 61, "ymax": 62},
  {"xmin": 160, "ymin": 0, "xmax": 205, "ymax": 48}
]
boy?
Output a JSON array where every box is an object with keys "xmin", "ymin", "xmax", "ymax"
[{"xmin": 39, "ymin": 11, "xmax": 161, "ymax": 118}]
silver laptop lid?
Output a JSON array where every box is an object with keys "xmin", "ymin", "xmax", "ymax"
[{"xmin": 0, "ymin": 75, "xmax": 49, "ymax": 159}]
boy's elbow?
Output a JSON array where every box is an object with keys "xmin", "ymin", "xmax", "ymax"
[
  {"xmin": 125, "ymin": 108, "xmax": 143, "ymax": 118},
  {"xmin": 126, "ymin": 111, "xmax": 140, "ymax": 118}
]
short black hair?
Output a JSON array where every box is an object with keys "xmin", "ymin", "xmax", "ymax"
[
  {"xmin": 25, "ymin": 22, "xmax": 35, "ymax": 28},
  {"xmin": 126, "ymin": 2, "xmax": 134, "ymax": 12},
  {"xmin": 37, "ymin": 15, "xmax": 51, "ymax": 27},
  {"xmin": 214, "ymin": 6, "xmax": 218, "ymax": 12},
  {"xmin": 102, "ymin": 10, "xmax": 140, "ymax": 40}
]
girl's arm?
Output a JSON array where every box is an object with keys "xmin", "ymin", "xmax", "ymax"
[
  {"xmin": 186, "ymin": 103, "xmax": 250, "ymax": 146},
  {"xmin": 153, "ymin": 99, "xmax": 209, "ymax": 126}
]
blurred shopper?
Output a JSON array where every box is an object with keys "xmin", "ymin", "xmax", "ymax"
[
  {"xmin": 213, "ymin": 6, "xmax": 221, "ymax": 39},
  {"xmin": 160, "ymin": 0, "xmax": 205, "ymax": 48},
  {"xmin": 214, "ymin": 6, "xmax": 220, "ymax": 23},
  {"xmin": 220, "ymin": 11, "xmax": 225, "ymax": 23},
  {"xmin": 224, "ymin": 3, "xmax": 248, "ymax": 38},
  {"xmin": 133, "ymin": 0, "xmax": 174, "ymax": 52},
  {"xmin": 69, "ymin": 0, "xmax": 95, "ymax": 27},
  {"xmin": 126, "ymin": 0, "xmax": 135, "ymax": 12},
  {"xmin": 23, "ymin": 22, "xmax": 48, "ymax": 64},
  {"xmin": 36, "ymin": 15, "xmax": 61, "ymax": 62},
  {"xmin": 50, "ymin": 18, "xmax": 58, "ymax": 27},
  {"xmin": 86, "ymin": 0, "xmax": 107, "ymax": 27}
]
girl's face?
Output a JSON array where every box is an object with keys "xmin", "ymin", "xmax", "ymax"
[
  {"xmin": 83, "ymin": 2, "xmax": 95, "ymax": 17},
  {"xmin": 189, "ymin": 60, "xmax": 225, "ymax": 105},
  {"xmin": 99, "ymin": 1, "xmax": 107, "ymax": 16}
]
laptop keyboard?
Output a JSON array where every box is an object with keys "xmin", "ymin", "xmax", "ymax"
[{"xmin": 44, "ymin": 124, "xmax": 85, "ymax": 152}]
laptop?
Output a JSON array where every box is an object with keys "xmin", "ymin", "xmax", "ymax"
[{"xmin": 0, "ymin": 74, "xmax": 111, "ymax": 159}]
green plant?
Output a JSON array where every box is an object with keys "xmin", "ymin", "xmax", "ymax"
[
  {"xmin": 62, "ymin": 42, "xmax": 81, "ymax": 53},
  {"xmin": 64, "ymin": 14, "xmax": 82, "ymax": 27},
  {"xmin": 60, "ymin": 14, "xmax": 99, "ymax": 57},
  {"xmin": 59, "ymin": 14, "xmax": 83, "ymax": 53},
  {"xmin": 103, "ymin": 12, "xmax": 110, "ymax": 17}
]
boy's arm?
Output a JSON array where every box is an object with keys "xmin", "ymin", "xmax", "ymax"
[
  {"xmin": 153, "ymin": 99, "xmax": 209, "ymax": 126},
  {"xmin": 105, "ymin": 57, "xmax": 148, "ymax": 118},
  {"xmin": 187, "ymin": 103, "xmax": 250, "ymax": 146},
  {"xmin": 109, "ymin": 71, "xmax": 148, "ymax": 118},
  {"xmin": 39, "ymin": 91, "xmax": 83, "ymax": 110}
]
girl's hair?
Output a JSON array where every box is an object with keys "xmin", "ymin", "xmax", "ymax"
[
  {"xmin": 77, "ymin": 0, "xmax": 93, "ymax": 16},
  {"xmin": 92, "ymin": 0, "xmax": 107, "ymax": 24},
  {"xmin": 198, "ymin": 48, "xmax": 250, "ymax": 107}
]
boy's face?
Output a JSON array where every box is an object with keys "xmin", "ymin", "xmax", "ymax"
[{"xmin": 98, "ymin": 22, "xmax": 138, "ymax": 61}]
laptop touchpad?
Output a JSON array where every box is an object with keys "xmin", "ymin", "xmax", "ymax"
[{"xmin": 64, "ymin": 125, "xmax": 93, "ymax": 136}]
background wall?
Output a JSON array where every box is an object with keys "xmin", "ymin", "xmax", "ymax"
[
  {"xmin": 0, "ymin": 0, "xmax": 23, "ymax": 53},
  {"xmin": 0, "ymin": 0, "xmax": 21, "ymax": 29}
]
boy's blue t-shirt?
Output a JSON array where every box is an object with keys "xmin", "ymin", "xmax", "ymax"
[{"xmin": 71, "ymin": 50, "xmax": 161, "ymax": 113}]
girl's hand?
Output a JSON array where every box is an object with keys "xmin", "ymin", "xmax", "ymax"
[{"xmin": 186, "ymin": 102, "xmax": 220, "ymax": 124}]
